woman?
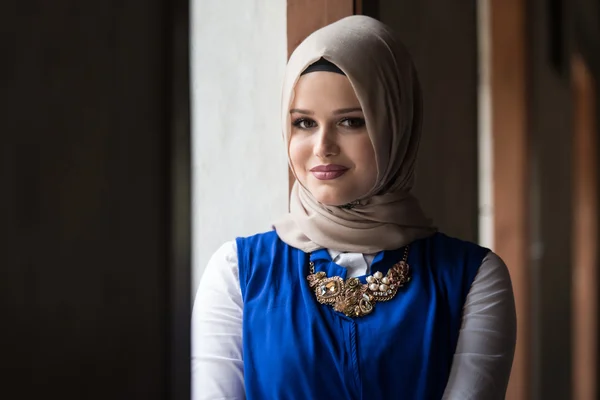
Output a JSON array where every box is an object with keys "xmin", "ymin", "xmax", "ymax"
[{"xmin": 193, "ymin": 15, "xmax": 516, "ymax": 400}]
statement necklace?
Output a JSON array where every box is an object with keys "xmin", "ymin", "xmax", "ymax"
[{"xmin": 306, "ymin": 246, "xmax": 411, "ymax": 318}]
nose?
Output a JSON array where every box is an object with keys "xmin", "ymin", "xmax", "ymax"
[{"xmin": 314, "ymin": 125, "xmax": 339, "ymax": 159}]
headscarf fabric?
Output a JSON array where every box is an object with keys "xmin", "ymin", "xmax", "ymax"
[{"xmin": 273, "ymin": 15, "xmax": 436, "ymax": 253}]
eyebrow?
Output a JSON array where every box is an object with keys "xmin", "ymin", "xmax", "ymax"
[
  {"xmin": 289, "ymin": 107, "xmax": 363, "ymax": 115},
  {"xmin": 289, "ymin": 108, "xmax": 313, "ymax": 115}
]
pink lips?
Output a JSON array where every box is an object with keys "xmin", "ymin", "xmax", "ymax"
[{"xmin": 310, "ymin": 164, "xmax": 349, "ymax": 180}]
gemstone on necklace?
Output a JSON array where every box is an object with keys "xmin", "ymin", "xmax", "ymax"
[
  {"xmin": 369, "ymin": 283, "xmax": 379, "ymax": 291},
  {"xmin": 318, "ymin": 280, "xmax": 341, "ymax": 298},
  {"xmin": 373, "ymin": 271, "xmax": 383, "ymax": 279}
]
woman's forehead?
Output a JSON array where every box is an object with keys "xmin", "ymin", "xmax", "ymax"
[{"xmin": 290, "ymin": 72, "xmax": 361, "ymax": 110}]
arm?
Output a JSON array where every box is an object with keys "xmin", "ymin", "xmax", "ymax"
[
  {"xmin": 192, "ymin": 241, "xmax": 245, "ymax": 400},
  {"xmin": 442, "ymin": 252, "xmax": 517, "ymax": 400}
]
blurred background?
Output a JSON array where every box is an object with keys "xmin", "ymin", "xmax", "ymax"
[{"xmin": 3, "ymin": 0, "xmax": 599, "ymax": 399}]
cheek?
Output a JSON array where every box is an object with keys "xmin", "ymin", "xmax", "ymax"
[
  {"xmin": 352, "ymin": 136, "xmax": 378, "ymax": 184},
  {"xmin": 288, "ymin": 137, "xmax": 309, "ymax": 177},
  {"xmin": 352, "ymin": 136, "xmax": 376, "ymax": 165}
]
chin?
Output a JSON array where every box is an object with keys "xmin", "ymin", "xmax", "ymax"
[{"xmin": 310, "ymin": 187, "xmax": 353, "ymax": 207}]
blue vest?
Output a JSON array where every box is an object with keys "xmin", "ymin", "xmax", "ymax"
[{"xmin": 237, "ymin": 231, "xmax": 488, "ymax": 400}]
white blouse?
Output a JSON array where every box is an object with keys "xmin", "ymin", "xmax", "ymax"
[{"xmin": 192, "ymin": 241, "xmax": 516, "ymax": 400}]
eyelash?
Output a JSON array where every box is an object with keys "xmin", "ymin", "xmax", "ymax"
[
  {"xmin": 291, "ymin": 117, "xmax": 366, "ymax": 130},
  {"xmin": 292, "ymin": 118, "xmax": 317, "ymax": 129}
]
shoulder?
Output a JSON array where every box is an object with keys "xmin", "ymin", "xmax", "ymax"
[
  {"xmin": 234, "ymin": 230, "xmax": 289, "ymax": 291},
  {"xmin": 236, "ymin": 229, "xmax": 279, "ymax": 243},
  {"xmin": 211, "ymin": 240, "xmax": 238, "ymax": 262},
  {"xmin": 477, "ymin": 251, "xmax": 512, "ymax": 288},
  {"xmin": 419, "ymin": 233, "xmax": 494, "ymax": 298},
  {"xmin": 427, "ymin": 232, "xmax": 489, "ymax": 253},
  {"xmin": 427, "ymin": 234, "xmax": 513, "ymax": 295},
  {"xmin": 422, "ymin": 232, "xmax": 491, "ymax": 267},
  {"xmin": 428, "ymin": 234, "xmax": 510, "ymax": 279},
  {"xmin": 235, "ymin": 229, "xmax": 287, "ymax": 256},
  {"xmin": 202, "ymin": 241, "xmax": 239, "ymax": 282}
]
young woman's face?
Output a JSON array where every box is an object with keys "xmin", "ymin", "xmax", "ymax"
[{"xmin": 289, "ymin": 71, "xmax": 377, "ymax": 206}]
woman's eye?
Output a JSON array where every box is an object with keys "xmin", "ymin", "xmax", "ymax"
[
  {"xmin": 339, "ymin": 117, "xmax": 366, "ymax": 129},
  {"xmin": 292, "ymin": 118, "xmax": 317, "ymax": 129}
]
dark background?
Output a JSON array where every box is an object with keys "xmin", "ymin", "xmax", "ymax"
[{"xmin": 1, "ymin": 1, "xmax": 191, "ymax": 399}]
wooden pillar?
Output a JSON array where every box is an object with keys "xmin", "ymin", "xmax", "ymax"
[
  {"xmin": 571, "ymin": 53, "xmax": 598, "ymax": 400},
  {"xmin": 490, "ymin": 0, "xmax": 530, "ymax": 398},
  {"xmin": 286, "ymin": 0, "xmax": 355, "ymax": 195}
]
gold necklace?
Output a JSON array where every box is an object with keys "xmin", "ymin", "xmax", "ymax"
[{"xmin": 306, "ymin": 247, "xmax": 411, "ymax": 318}]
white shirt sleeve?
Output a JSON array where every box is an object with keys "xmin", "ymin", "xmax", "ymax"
[
  {"xmin": 192, "ymin": 244, "xmax": 516, "ymax": 400},
  {"xmin": 191, "ymin": 241, "xmax": 245, "ymax": 400},
  {"xmin": 442, "ymin": 252, "xmax": 517, "ymax": 399}
]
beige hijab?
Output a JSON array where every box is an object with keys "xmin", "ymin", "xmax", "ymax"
[{"xmin": 273, "ymin": 15, "xmax": 436, "ymax": 253}]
